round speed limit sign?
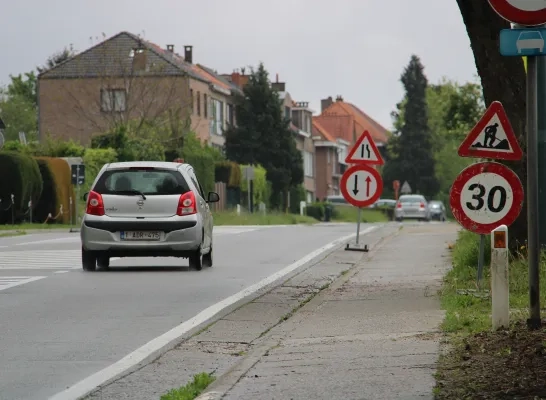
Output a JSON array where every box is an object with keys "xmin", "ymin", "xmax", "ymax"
[{"xmin": 450, "ymin": 162, "xmax": 524, "ymax": 234}]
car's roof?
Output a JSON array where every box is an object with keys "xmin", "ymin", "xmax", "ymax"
[
  {"xmin": 399, "ymin": 194, "xmax": 425, "ymax": 198},
  {"xmin": 429, "ymin": 200, "xmax": 443, "ymax": 203},
  {"xmin": 105, "ymin": 161, "xmax": 188, "ymax": 171}
]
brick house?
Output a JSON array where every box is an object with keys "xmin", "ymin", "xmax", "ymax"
[
  {"xmin": 37, "ymin": 32, "xmax": 240, "ymax": 147},
  {"xmin": 312, "ymin": 96, "xmax": 390, "ymax": 200}
]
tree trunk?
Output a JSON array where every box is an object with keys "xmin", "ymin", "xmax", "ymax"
[{"xmin": 456, "ymin": 0, "xmax": 527, "ymax": 249}]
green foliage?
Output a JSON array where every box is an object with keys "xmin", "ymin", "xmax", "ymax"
[
  {"xmin": 82, "ymin": 148, "xmax": 118, "ymax": 193},
  {"xmin": 383, "ymin": 55, "xmax": 440, "ymax": 198},
  {"xmin": 224, "ymin": 62, "xmax": 303, "ymax": 207},
  {"xmin": 160, "ymin": 372, "xmax": 215, "ymax": 400},
  {"xmin": 305, "ymin": 202, "xmax": 325, "ymax": 221},
  {"xmin": 289, "ymin": 185, "xmax": 306, "ymax": 214},
  {"xmin": 0, "ymin": 94, "xmax": 38, "ymax": 142},
  {"xmin": 215, "ymin": 161, "xmax": 241, "ymax": 188},
  {"xmin": 0, "ymin": 151, "xmax": 43, "ymax": 223},
  {"xmin": 32, "ymin": 136, "xmax": 85, "ymax": 157},
  {"xmin": 181, "ymin": 133, "xmax": 215, "ymax": 194},
  {"xmin": 239, "ymin": 164, "xmax": 269, "ymax": 206},
  {"xmin": 6, "ymin": 71, "xmax": 37, "ymax": 106}
]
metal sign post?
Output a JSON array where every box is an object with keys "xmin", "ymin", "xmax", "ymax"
[{"xmin": 496, "ymin": 2, "xmax": 545, "ymax": 328}]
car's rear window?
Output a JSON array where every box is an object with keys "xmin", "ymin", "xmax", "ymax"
[
  {"xmin": 399, "ymin": 196, "xmax": 424, "ymax": 203},
  {"xmin": 93, "ymin": 168, "xmax": 191, "ymax": 196}
]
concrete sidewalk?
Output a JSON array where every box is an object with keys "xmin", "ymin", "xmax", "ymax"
[{"xmin": 199, "ymin": 222, "xmax": 458, "ymax": 400}]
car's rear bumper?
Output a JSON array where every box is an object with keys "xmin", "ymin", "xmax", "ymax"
[
  {"xmin": 80, "ymin": 215, "xmax": 203, "ymax": 254},
  {"xmin": 394, "ymin": 209, "xmax": 428, "ymax": 220}
]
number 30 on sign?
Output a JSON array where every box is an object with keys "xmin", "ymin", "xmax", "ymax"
[{"xmin": 450, "ymin": 162, "xmax": 524, "ymax": 234}]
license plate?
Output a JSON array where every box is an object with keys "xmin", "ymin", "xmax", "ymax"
[{"xmin": 120, "ymin": 231, "xmax": 161, "ymax": 241}]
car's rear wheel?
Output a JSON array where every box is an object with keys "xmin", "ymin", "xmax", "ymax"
[
  {"xmin": 97, "ymin": 255, "xmax": 110, "ymax": 269},
  {"xmin": 203, "ymin": 244, "xmax": 213, "ymax": 268},
  {"xmin": 82, "ymin": 247, "xmax": 97, "ymax": 272},
  {"xmin": 189, "ymin": 247, "xmax": 202, "ymax": 271}
]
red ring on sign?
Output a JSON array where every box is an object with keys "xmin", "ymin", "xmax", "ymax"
[
  {"xmin": 488, "ymin": 0, "xmax": 546, "ymax": 25},
  {"xmin": 449, "ymin": 161, "xmax": 524, "ymax": 234},
  {"xmin": 340, "ymin": 164, "xmax": 383, "ymax": 208}
]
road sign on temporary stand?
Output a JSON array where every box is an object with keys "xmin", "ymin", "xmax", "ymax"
[
  {"xmin": 344, "ymin": 130, "xmax": 384, "ymax": 165},
  {"xmin": 458, "ymin": 101, "xmax": 523, "ymax": 161},
  {"xmin": 489, "ymin": 0, "xmax": 546, "ymax": 25},
  {"xmin": 450, "ymin": 162, "xmax": 524, "ymax": 235},
  {"xmin": 340, "ymin": 165, "xmax": 383, "ymax": 208},
  {"xmin": 340, "ymin": 164, "xmax": 383, "ymax": 253}
]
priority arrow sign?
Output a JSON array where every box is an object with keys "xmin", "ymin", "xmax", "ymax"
[{"xmin": 340, "ymin": 164, "xmax": 383, "ymax": 208}]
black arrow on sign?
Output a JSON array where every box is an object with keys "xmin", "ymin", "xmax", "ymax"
[
  {"xmin": 365, "ymin": 176, "xmax": 371, "ymax": 197},
  {"xmin": 353, "ymin": 175, "xmax": 359, "ymax": 195},
  {"xmin": 360, "ymin": 144, "xmax": 371, "ymax": 159}
]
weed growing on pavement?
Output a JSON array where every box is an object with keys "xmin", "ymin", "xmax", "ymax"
[
  {"xmin": 435, "ymin": 230, "xmax": 546, "ymax": 399},
  {"xmin": 160, "ymin": 372, "xmax": 215, "ymax": 400}
]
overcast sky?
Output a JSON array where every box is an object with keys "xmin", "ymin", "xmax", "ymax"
[{"xmin": 0, "ymin": 0, "xmax": 479, "ymax": 131}]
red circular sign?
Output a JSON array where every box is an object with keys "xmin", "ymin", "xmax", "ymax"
[
  {"xmin": 340, "ymin": 164, "xmax": 383, "ymax": 208},
  {"xmin": 488, "ymin": 0, "xmax": 546, "ymax": 25},
  {"xmin": 450, "ymin": 162, "xmax": 524, "ymax": 234}
]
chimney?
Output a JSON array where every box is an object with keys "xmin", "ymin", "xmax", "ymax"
[
  {"xmin": 271, "ymin": 73, "xmax": 285, "ymax": 92},
  {"xmin": 335, "ymin": 95, "xmax": 344, "ymax": 102},
  {"xmin": 321, "ymin": 96, "xmax": 333, "ymax": 112},
  {"xmin": 184, "ymin": 45, "xmax": 193, "ymax": 63},
  {"xmin": 166, "ymin": 44, "xmax": 174, "ymax": 52}
]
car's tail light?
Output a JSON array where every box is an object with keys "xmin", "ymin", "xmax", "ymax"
[
  {"xmin": 177, "ymin": 191, "xmax": 197, "ymax": 216},
  {"xmin": 420, "ymin": 202, "xmax": 425, "ymax": 208},
  {"xmin": 86, "ymin": 191, "xmax": 105, "ymax": 216},
  {"xmin": 396, "ymin": 202, "xmax": 402, "ymax": 208}
]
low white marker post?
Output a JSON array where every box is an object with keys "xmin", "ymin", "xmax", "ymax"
[
  {"xmin": 491, "ymin": 224, "xmax": 509, "ymax": 330},
  {"xmin": 300, "ymin": 201, "xmax": 306, "ymax": 216}
]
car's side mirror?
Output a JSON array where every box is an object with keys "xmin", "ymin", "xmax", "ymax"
[
  {"xmin": 83, "ymin": 192, "xmax": 89, "ymax": 201},
  {"xmin": 207, "ymin": 192, "xmax": 220, "ymax": 203}
]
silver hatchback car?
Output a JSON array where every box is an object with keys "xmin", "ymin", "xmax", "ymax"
[
  {"xmin": 394, "ymin": 194, "xmax": 430, "ymax": 222},
  {"xmin": 80, "ymin": 161, "xmax": 219, "ymax": 272}
]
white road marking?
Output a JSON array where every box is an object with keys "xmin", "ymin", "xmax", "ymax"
[
  {"xmin": 48, "ymin": 226, "xmax": 378, "ymax": 400},
  {"xmin": 0, "ymin": 276, "xmax": 47, "ymax": 291},
  {"xmin": 0, "ymin": 250, "xmax": 80, "ymax": 270},
  {"xmin": 54, "ymin": 271, "xmax": 70, "ymax": 274}
]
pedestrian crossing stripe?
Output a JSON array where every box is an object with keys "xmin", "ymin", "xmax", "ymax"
[
  {"xmin": 0, "ymin": 250, "xmax": 81, "ymax": 270},
  {"xmin": 0, "ymin": 276, "xmax": 46, "ymax": 291}
]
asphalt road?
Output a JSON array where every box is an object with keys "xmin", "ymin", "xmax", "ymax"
[{"xmin": 0, "ymin": 223, "xmax": 380, "ymax": 400}]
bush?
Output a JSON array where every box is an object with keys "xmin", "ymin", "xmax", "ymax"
[
  {"xmin": 82, "ymin": 148, "xmax": 119, "ymax": 193},
  {"xmin": 34, "ymin": 157, "xmax": 75, "ymax": 224},
  {"xmin": 239, "ymin": 164, "xmax": 269, "ymax": 206},
  {"xmin": 215, "ymin": 161, "xmax": 241, "ymax": 188},
  {"xmin": 0, "ymin": 151, "xmax": 43, "ymax": 223},
  {"xmin": 306, "ymin": 202, "xmax": 325, "ymax": 221}
]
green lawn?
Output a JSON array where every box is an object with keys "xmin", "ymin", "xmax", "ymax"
[{"xmin": 331, "ymin": 206, "xmax": 389, "ymax": 223}]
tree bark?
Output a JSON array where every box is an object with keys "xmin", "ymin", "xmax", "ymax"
[{"xmin": 456, "ymin": 0, "xmax": 527, "ymax": 249}]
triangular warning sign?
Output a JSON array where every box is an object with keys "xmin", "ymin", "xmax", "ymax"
[
  {"xmin": 458, "ymin": 101, "xmax": 522, "ymax": 161},
  {"xmin": 345, "ymin": 130, "xmax": 384, "ymax": 165}
]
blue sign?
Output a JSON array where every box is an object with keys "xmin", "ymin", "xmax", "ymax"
[{"xmin": 500, "ymin": 28, "xmax": 546, "ymax": 57}]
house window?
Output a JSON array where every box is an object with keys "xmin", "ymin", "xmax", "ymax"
[
  {"xmin": 101, "ymin": 88, "xmax": 126, "ymax": 112},
  {"xmin": 338, "ymin": 145, "xmax": 347, "ymax": 164},
  {"xmin": 332, "ymin": 149, "xmax": 337, "ymax": 174},
  {"xmin": 197, "ymin": 91, "xmax": 201, "ymax": 116},
  {"xmin": 226, "ymin": 103, "xmax": 234, "ymax": 126},
  {"xmin": 306, "ymin": 191, "xmax": 313, "ymax": 204},
  {"xmin": 303, "ymin": 151, "xmax": 313, "ymax": 177},
  {"xmin": 204, "ymin": 94, "xmax": 208, "ymax": 118},
  {"xmin": 210, "ymin": 98, "xmax": 224, "ymax": 136},
  {"xmin": 285, "ymin": 106, "xmax": 291, "ymax": 120},
  {"xmin": 190, "ymin": 89, "xmax": 194, "ymax": 113}
]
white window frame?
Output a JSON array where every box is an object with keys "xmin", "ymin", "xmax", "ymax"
[
  {"xmin": 338, "ymin": 145, "xmax": 348, "ymax": 165},
  {"xmin": 209, "ymin": 98, "xmax": 224, "ymax": 136},
  {"xmin": 303, "ymin": 151, "xmax": 313, "ymax": 177}
]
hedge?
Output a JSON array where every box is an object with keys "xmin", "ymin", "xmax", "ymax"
[
  {"xmin": 34, "ymin": 157, "xmax": 75, "ymax": 224},
  {"xmin": 215, "ymin": 161, "xmax": 241, "ymax": 188},
  {"xmin": 181, "ymin": 134, "xmax": 215, "ymax": 195},
  {"xmin": 82, "ymin": 148, "xmax": 118, "ymax": 193},
  {"xmin": 0, "ymin": 151, "xmax": 43, "ymax": 223}
]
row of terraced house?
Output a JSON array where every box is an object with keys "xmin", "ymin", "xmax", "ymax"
[{"xmin": 37, "ymin": 31, "xmax": 390, "ymax": 203}]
